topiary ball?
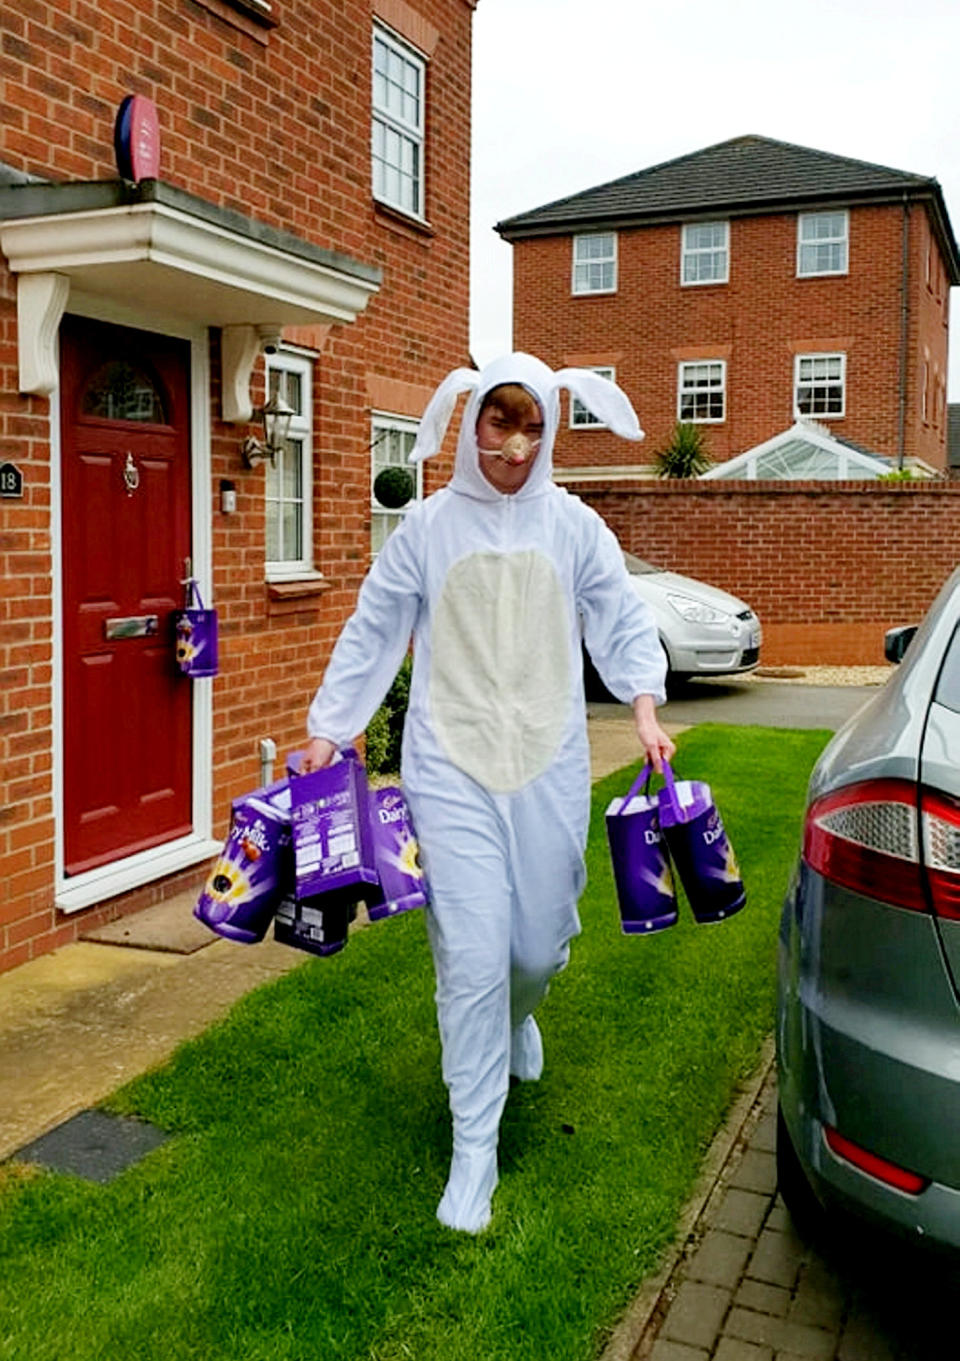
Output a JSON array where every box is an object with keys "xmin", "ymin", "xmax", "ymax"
[{"xmin": 373, "ymin": 465, "xmax": 415, "ymax": 509}]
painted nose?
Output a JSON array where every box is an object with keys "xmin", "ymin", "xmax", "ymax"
[{"xmin": 501, "ymin": 433, "xmax": 532, "ymax": 465}]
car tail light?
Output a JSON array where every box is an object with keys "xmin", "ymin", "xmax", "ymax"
[
  {"xmin": 824, "ymin": 1125, "xmax": 929, "ymax": 1195},
  {"xmin": 804, "ymin": 779, "xmax": 960, "ymax": 919},
  {"xmin": 921, "ymin": 788, "xmax": 960, "ymax": 919},
  {"xmin": 803, "ymin": 779, "xmax": 926, "ymax": 911}
]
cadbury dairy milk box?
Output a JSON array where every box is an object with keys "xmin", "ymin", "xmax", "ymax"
[
  {"xmin": 273, "ymin": 893, "xmax": 357, "ymax": 957},
  {"xmin": 289, "ymin": 758, "xmax": 379, "ymax": 907},
  {"xmin": 605, "ymin": 789, "xmax": 678, "ymax": 935},
  {"xmin": 194, "ymin": 780, "xmax": 293, "ymax": 943},
  {"xmin": 658, "ymin": 777, "xmax": 746, "ymax": 924},
  {"xmin": 366, "ymin": 786, "xmax": 428, "ymax": 921}
]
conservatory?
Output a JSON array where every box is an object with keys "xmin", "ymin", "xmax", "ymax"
[{"xmin": 700, "ymin": 421, "xmax": 936, "ymax": 481}]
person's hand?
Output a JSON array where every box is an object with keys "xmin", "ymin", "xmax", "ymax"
[
  {"xmin": 300, "ymin": 736, "xmax": 337, "ymax": 773},
  {"xmin": 632, "ymin": 694, "xmax": 676, "ymax": 774}
]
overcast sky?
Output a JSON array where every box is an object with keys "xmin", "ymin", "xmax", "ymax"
[{"xmin": 469, "ymin": 0, "xmax": 960, "ymax": 395}]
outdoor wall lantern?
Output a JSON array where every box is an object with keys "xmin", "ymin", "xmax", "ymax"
[{"xmin": 240, "ymin": 392, "xmax": 295, "ymax": 469}]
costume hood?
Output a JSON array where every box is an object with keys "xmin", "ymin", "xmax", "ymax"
[{"xmin": 408, "ymin": 352, "xmax": 644, "ymax": 500}]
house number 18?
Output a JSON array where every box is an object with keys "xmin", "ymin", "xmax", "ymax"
[{"xmin": 0, "ymin": 462, "xmax": 23, "ymax": 498}]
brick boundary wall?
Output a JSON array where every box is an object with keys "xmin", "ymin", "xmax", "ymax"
[{"xmin": 576, "ymin": 479, "xmax": 960, "ymax": 666}]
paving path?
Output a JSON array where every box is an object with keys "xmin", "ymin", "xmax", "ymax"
[{"xmin": 618, "ymin": 1061, "xmax": 959, "ymax": 1361}]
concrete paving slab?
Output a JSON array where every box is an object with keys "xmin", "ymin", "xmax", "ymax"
[
  {"xmin": 0, "ymin": 935, "xmax": 304, "ymax": 1159},
  {"xmin": 80, "ymin": 891, "xmax": 214, "ymax": 954}
]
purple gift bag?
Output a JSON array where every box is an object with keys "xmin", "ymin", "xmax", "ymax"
[
  {"xmin": 606, "ymin": 765, "xmax": 678, "ymax": 935},
  {"xmin": 366, "ymin": 786, "xmax": 428, "ymax": 921},
  {"xmin": 194, "ymin": 780, "xmax": 293, "ymax": 942},
  {"xmin": 657, "ymin": 762, "xmax": 746, "ymax": 924},
  {"xmin": 173, "ymin": 578, "xmax": 219, "ymax": 678}
]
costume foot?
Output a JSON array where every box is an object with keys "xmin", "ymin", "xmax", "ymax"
[
  {"xmin": 436, "ymin": 1148, "xmax": 498, "ymax": 1234},
  {"xmin": 509, "ymin": 1015, "xmax": 544, "ymax": 1081}
]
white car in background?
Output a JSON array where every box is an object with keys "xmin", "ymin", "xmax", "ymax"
[{"xmin": 584, "ymin": 553, "xmax": 762, "ymax": 698}]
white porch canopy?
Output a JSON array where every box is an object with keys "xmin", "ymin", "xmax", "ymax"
[{"xmin": 0, "ymin": 177, "xmax": 380, "ymax": 421}]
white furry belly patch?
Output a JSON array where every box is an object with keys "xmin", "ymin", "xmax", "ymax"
[{"xmin": 429, "ymin": 550, "xmax": 572, "ymax": 792}]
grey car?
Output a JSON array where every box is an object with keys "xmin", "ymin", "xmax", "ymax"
[{"xmin": 777, "ymin": 564, "xmax": 960, "ymax": 1251}]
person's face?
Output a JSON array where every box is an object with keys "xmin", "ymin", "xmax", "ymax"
[{"xmin": 476, "ymin": 400, "xmax": 544, "ymax": 494}]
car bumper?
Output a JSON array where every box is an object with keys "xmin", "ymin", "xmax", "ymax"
[
  {"xmin": 778, "ymin": 868, "xmax": 960, "ymax": 1250},
  {"xmin": 667, "ymin": 641, "xmax": 760, "ymax": 676}
]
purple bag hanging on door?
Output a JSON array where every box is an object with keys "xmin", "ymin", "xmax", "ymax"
[
  {"xmin": 605, "ymin": 764, "xmax": 678, "ymax": 935},
  {"xmin": 173, "ymin": 578, "xmax": 219, "ymax": 678},
  {"xmin": 657, "ymin": 761, "xmax": 746, "ymax": 924}
]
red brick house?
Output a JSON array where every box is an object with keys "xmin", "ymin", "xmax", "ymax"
[
  {"xmin": 497, "ymin": 135, "xmax": 959, "ymax": 475},
  {"xmin": 0, "ymin": 0, "xmax": 477, "ymax": 974}
]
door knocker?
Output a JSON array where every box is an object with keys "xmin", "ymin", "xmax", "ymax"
[{"xmin": 123, "ymin": 452, "xmax": 140, "ymax": 496}]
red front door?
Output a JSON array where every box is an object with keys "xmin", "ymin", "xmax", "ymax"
[{"xmin": 60, "ymin": 317, "xmax": 193, "ymax": 876}]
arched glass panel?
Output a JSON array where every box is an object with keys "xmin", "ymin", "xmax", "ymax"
[{"xmin": 81, "ymin": 361, "xmax": 166, "ymax": 423}]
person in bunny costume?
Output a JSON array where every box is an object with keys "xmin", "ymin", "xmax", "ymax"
[{"xmin": 302, "ymin": 353, "xmax": 674, "ymax": 1232}]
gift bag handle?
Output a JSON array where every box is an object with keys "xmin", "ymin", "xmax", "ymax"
[
  {"xmin": 180, "ymin": 571, "xmax": 205, "ymax": 611},
  {"xmin": 617, "ymin": 763, "xmax": 651, "ymax": 813},
  {"xmin": 617, "ymin": 759, "xmax": 680, "ymax": 816}
]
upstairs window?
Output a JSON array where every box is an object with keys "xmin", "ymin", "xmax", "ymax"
[
  {"xmin": 265, "ymin": 352, "xmax": 312, "ymax": 577},
  {"xmin": 371, "ymin": 414, "xmax": 422, "ymax": 554},
  {"xmin": 570, "ymin": 366, "xmax": 616, "ymax": 426},
  {"xmin": 681, "ymin": 221, "xmax": 728, "ymax": 285},
  {"xmin": 797, "ymin": 210, "xmax": 848, "ymax": 276},
  {"xmin": 372, "ymin": 26, "xmax": 425, "ymax": 219},
  {"xmin": 678, "ymin": 361, "xmax": 726, "ymax": 423},
  {"xmin": 572, "ymin": 233, "xmax": 617, "ymax": 294},
  {"xmin": 795, "ymin": 353, "xmax": 846, "ymax": 418}
]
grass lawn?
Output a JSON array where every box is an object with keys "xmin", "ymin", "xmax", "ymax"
[{"xmin": 0, "ymin": 724, "xmax": 829, "ymax": 1361}]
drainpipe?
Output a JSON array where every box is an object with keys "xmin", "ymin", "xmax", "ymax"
[
  {"xmin": 897, "ymin": 193, "xmax": 910, "ymax": 470},
  {"xmin": 259, "ymin": 737, "xmax": 277, "ymax": 787}
]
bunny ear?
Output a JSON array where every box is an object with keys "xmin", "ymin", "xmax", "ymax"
[
  {"xmin": 553, "ymin": 368, "xmax": 644, "ymax": 441},
  {"xmin": 408, "ymin": 367, "xmax": 481, "ymax": 463}
]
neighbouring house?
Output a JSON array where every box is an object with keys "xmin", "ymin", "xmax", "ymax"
[
  {"xmin": 496, "ymin": 134, "xmax": 960, "ymax": 477},
  {"xmin": 0, "ymin": 0, "xmax": 477, "ymax": 975}
]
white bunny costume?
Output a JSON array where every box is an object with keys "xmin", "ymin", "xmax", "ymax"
[{"xmin": 307, "ymin": 353, "xmax": 666, "ymax": 1232}]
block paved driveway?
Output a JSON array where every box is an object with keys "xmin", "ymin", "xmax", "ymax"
[{"xmin": 642, "ymin": 1067, "xmax": 960, "ymax": 1361}]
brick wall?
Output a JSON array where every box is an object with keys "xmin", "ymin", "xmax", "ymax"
[
  {"xmin": 513, "ymin": 202, "xmax": 951, "ymax": 472},
  {"xmin": 578, "ymin": 479, "xmax": 960, "ymax": 666},
  {"xmin": 0, "ymin": 0, "xmax": 474, "ymax": 972}
]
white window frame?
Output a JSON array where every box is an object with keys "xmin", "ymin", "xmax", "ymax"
[
  {"xmin": 797, "ymin": 210, "xmax": 849, "ymax": 277},
  {"xmin": 677, "ymin": 360, "xmax": 726, "ymax": 424},
  {"xmin": 265, "ymin": 350, "xmax": 313, "ymax": 580},
  {"xmin": 794, "ymin": 353, "xmax": 846, "ymax": 419},
  {"xmin": 681, "ymin": 221, "xmax": 729, "ymax": 286},
  {"xmin": 371, "ymin": 412, "xmax": 422, "ymax": 554},
  {"xmin": 372, "ymin": 25, "xmax": 426, "ymax": 220},
  {"xmin": 571, "ymin": 232, "xmax": 617, "ymax": 295},
  {"xmin": 569, "ymin": 365, "xmax": 616, "ymax": 427}
]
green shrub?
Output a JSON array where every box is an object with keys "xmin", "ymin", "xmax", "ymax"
[
  {"xmin": 365, "ymin": 654, "xmax": 412, "ymax": 775},
  {"xmin": 363, "ymin": 703, "xmax": 391, "ymax": 774},
  {"xmin": 654, "ymin": 421, "xmax": 713, "ymax": 478}
]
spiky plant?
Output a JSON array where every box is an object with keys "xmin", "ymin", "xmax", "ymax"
[{"xmin": 654, "ymin": 422, "xmax": 713, "ymax": 478}]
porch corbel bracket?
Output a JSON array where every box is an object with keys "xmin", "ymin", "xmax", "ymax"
[
  {"xmin": 221, "ymin": 324, "xmax": 261, "ymax": 424},
  {"xmin": 17, "ymin": 272, "xmax": 70, "ymax": 396}
]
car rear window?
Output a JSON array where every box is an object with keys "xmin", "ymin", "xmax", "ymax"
[{"xmin": 934, "ymin": 620, "xmax": 960, "ymax": 713}]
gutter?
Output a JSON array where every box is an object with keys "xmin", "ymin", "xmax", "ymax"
[{"xmin": 897, "ymin": 193, "xmax": 910, "ymax": 470}]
